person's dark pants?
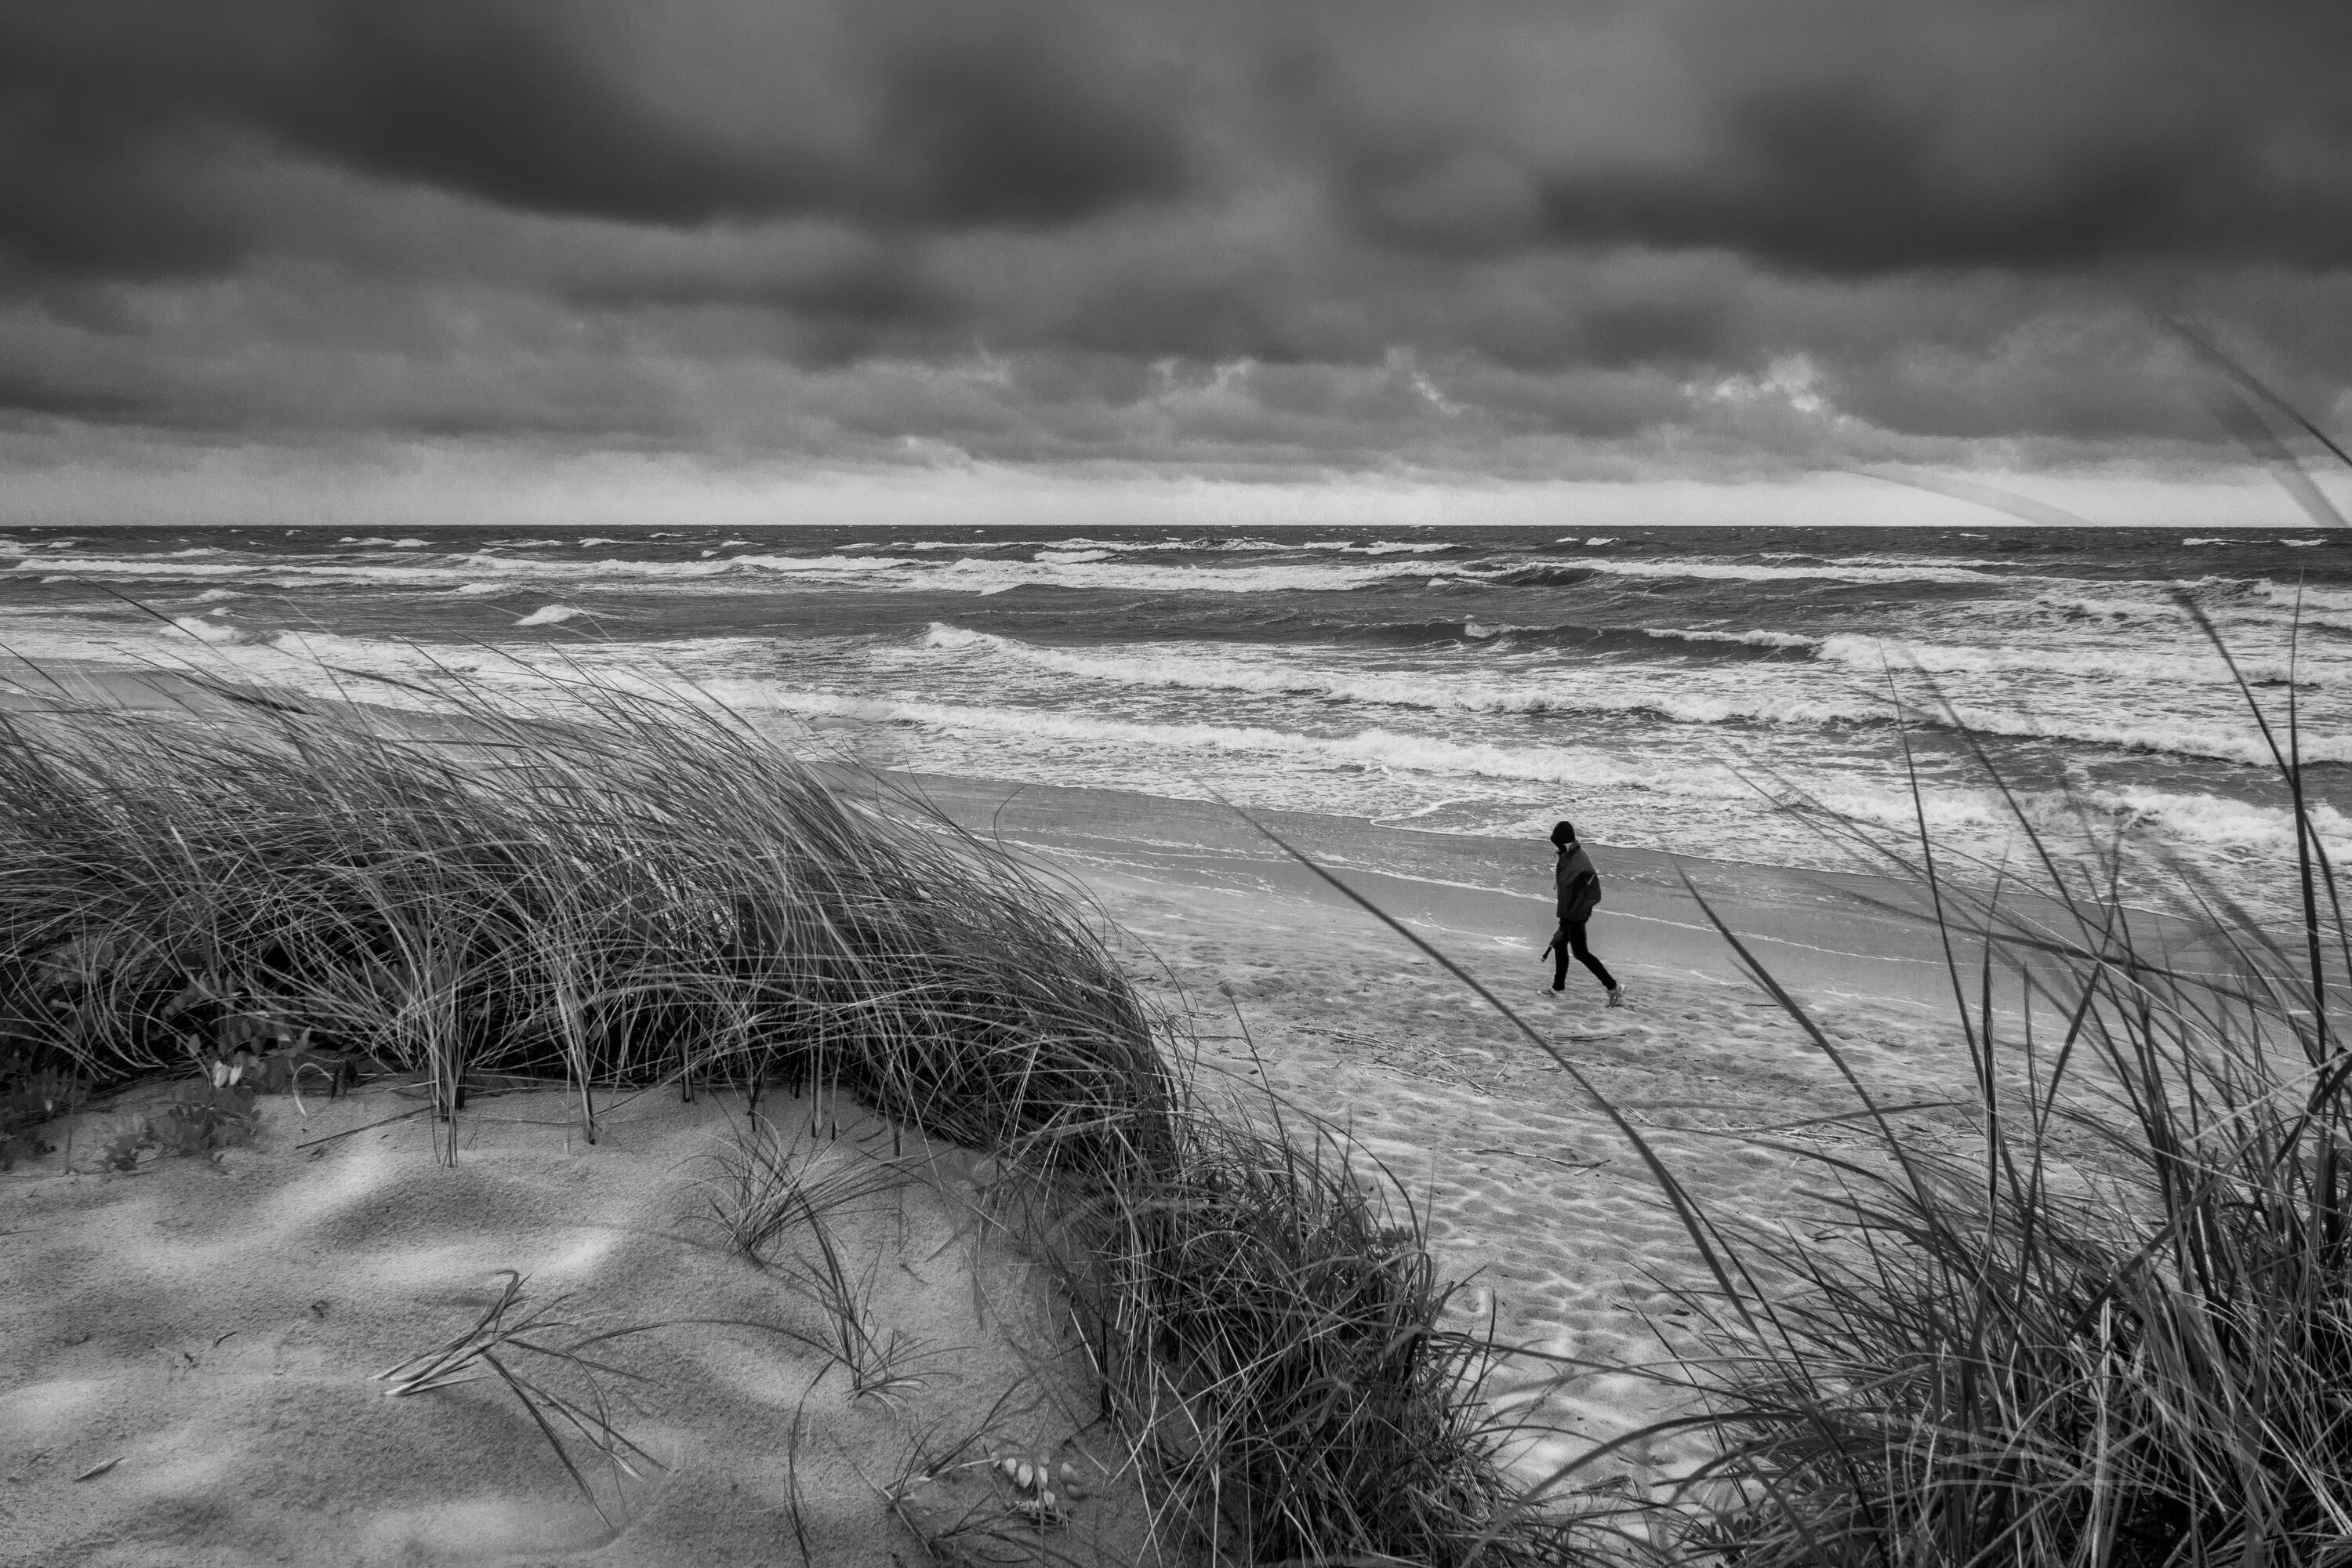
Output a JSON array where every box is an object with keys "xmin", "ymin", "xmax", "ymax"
[{"xmin": 1552, "ymin": 920, "xmax": 1615, "ymax": 991}]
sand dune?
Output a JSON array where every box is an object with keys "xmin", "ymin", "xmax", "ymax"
[{"xmin": 2, "ymin": 1083, "xmax": 1156, "ymax": 1567}]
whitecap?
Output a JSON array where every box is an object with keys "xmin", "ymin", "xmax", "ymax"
[
  {"xmin": 917, "ymin": 623, "xmax": 1882, "ymax": 727},
  {"xmin": 1645, "ymin": 627, "xmax": 1819, "ymax": 652},
  {"xmin": 720, "ymin": 682, "xmax": 1761, "ymax": 797},
  {"xmin": 1813, "ymin": 633, "xmax": 2327, "ymax": 687},
  {"xmin": 1579, "ymin": 557, "xmax": 2000, "ymax": 586},
  {"xmin": 915, "ymin": 623, "xmax": 2352, "ymax": 767},
  {"xmin": 167, "ymin": 615, "xmax": 249, "ymax": 645}
]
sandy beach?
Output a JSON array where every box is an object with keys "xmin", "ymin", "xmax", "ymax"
[
  {"xmin": 2, "ymin": 1077, "xmax": 1174, "ymax": 1567},
  {"xmin": 917, "ymin": 778, "xmax": 2001, "ymax": 1484},
  {"xmin": 0, "ymin": 656, "xmax": 2306, "ymax": 1562}
]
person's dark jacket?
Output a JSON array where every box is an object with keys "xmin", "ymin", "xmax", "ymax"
[{"xmin": 1555, "ymin": 842, "xmax": 1601, "ymax": 923}]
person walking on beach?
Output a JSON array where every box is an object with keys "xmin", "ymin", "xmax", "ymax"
[{"xmin": 1544, "ymin": 821, "xmax": 1627, "ymax": 1006}]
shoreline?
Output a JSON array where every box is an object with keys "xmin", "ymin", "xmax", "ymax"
[
  {"xmin": 862, "ymin": 768, "xmax": 2249, "ymax": 1014},
  {"xmin": 0, "ymin": 653, "xmax": 2245, "ymax": 1014}
]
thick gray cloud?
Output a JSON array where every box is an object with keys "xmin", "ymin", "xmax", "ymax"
[
  {"xmin": 1315, "ymin": 0, "xmax": 2352, "ymax": 273},
  {"xmin": 0, "ymin": 1, "xmax": 1193, "ymax": 270},
  {"xmin": 1, "ymin": 0, "xmax": 2348, "ymax": 485}
]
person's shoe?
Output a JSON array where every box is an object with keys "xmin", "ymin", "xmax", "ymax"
[
  {"xmin": 1549, "ymin": 979, "xmax": 1566, "ymax": 993},
  {"xmin": 1606, "ymin": 985, "xmax": 1630, "ymax": 1007}
]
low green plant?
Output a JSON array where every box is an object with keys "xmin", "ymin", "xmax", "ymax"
[
  {"xmin": 56, "ymin": 1079, "xmax": 258, "ymax": 1172},
  {"xmin": 0, "ymin": 1057, "xmax": 85, "ymax": 1168},
  {"xmin": 145, "ymin": 1077, "xmax": 260, "ymax": 1156},
  {"xmin": 64, "ymin": 1111, "xmax": 153, "ymax": 1174}
]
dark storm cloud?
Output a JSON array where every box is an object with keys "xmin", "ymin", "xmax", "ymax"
[
  {"xmin": 12, "ymin": 0, "xmax": 2352, "ymax": 292},
  {"xmin": 2, "ymin": 0, "xmax": 2349, "ymax": 480},
  {"xmin": 1316, "ymin": 0, "xmax": 2352, "ymax": 274},
  {"xmin": 0, "ymin": 0, "xmax": 1191, "ymax": 278}
]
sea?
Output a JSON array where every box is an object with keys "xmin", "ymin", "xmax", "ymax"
[{"xmin": 3, "ymin": 521, "xmax": 2347, "ymax": 923}]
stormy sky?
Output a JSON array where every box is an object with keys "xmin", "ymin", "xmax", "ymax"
[{"xmin": 5, "ymin": 0, "xmax": 2350, "ymax": 526}]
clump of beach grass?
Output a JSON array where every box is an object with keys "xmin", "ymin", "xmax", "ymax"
[
  {"xmin": 0, "ymin": 658, "xmax": 1166, "ymax": 1166},
  {"xmin": 690, "ymin": 1112, "xmax": 936, "ymax": 1400},
  {"xmin": 1005, "ymin": 1081, "xmax": 1586, "ymax": 1567},
  {"xmin": 1613, "ymin": 625, "xmax": 2352, "ymax": 1568},
  {"xmin": 691, "ymin": 1110, "xmax": 909, "ymax": 1267}
]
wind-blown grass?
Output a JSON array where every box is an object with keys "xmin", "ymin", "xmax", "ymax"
[
  {"xmin": 377, "ymin": 1269, "xmax": 666, "ymax": 1527},
  {"xmin": 0, "ymin": 662, "xmax": 1166, "ymax": 1165},
  {"xmin": 691, "ymin": 1110, "xmax": 909, "ymax": 1267},
  {"xmin": 1010, "ymin": 1083, "xmax": 1583, "ymax": 1567},
  {"xmin": 1615, "ymin": 624, "xmax": 2352, "ymax": 1568}
]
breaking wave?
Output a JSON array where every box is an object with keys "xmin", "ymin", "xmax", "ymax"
[{"xmin": 917, "ymin": 624, "xmax": 2352, "ymax": 766}]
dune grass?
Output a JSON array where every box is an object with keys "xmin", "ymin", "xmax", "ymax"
[
  {"xmin": 0, "ymin": 663, "xmax": 1166, "ymax": 1167},
  {"xmin": 1610, "ymin": 632, "xmax": 2352, "ymax": 1568},
  {"xmin": 0, "ymin": 658, "xmax": 1571, "ymax": 1566},
  {"xmin": 1017, "ymin": 1091, "xmax": 1577, "ymax": 1566},
  {"xmin": 691, "ymin": 1110, "xmax": 909, "ymax": 1267},
  {"xmin": 376, "ymin": 1269, "xmax": 668, "ymax": 1528}
]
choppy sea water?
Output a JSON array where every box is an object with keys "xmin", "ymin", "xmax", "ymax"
[{"xmin": 3, "ymin": 521, "xmax": 2347, "ymax": 921}]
